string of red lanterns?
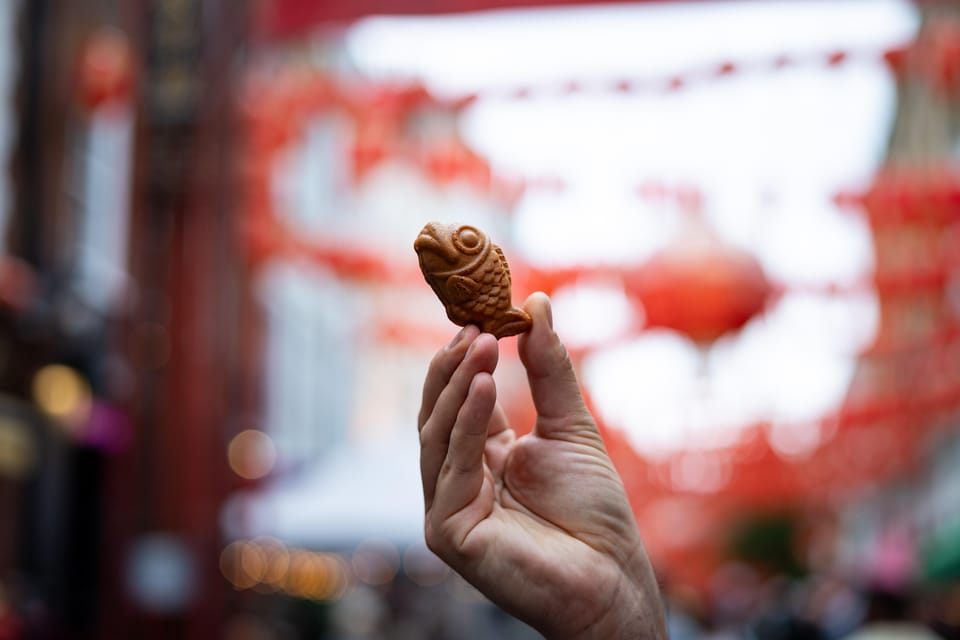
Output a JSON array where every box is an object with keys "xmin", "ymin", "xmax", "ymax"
[
  {"xmin": 241, "ymin": 35, "xmax": 960, "ymax": 194},
  {"xmin": 240, "ymin": 31, "xmax": 960, "ymax": 534},
  {"xmin": 466, "ymin": 45, "xmax": 894, "ymax": 101},
  {"xmin": 243, "ymin": 206, "xmax": 960, "ymax": 298}
]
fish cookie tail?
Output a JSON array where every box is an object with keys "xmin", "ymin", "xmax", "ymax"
[{"xmin": 486, "ymin": 308, "xmax": 533, "ymax": 339}]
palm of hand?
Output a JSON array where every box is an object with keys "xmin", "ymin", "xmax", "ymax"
[{"xmin": 440, "ymin": 414, "xmax": 642, "ymax": 637}]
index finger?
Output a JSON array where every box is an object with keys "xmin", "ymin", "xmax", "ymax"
[{"xmin": 418, "ymin": 325, "xmax": 480, "ymax": 430}]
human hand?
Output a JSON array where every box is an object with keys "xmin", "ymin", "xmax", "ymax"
[{"xmin": 417, "ymin": 292, "xmax": 667, "ymax": 639}]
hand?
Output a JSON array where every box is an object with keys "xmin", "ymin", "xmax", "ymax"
[{"xmin": 418, "ymin": 292, "xmax": 667, "ymax": 639}]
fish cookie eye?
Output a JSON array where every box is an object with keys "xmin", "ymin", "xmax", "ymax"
[{"xmin": 453, "ymin": 226, "xmax": 483, "ymax": 254}]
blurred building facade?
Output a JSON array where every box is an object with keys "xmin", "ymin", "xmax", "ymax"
[{"xmin": 0, "ymin": 1, "xmax": 254, "ymax": 638}]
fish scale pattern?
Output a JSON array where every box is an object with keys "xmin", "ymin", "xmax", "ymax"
[{"xmin": 464, "ymin": 254, "xmax": 509, "ymax": 318}]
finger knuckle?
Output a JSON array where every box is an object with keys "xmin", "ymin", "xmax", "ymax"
[
  {"xmin": 418, "ymin": 422, "xmax": 432, "ymax": 448},
  {"xmin": 429, "ymin": 349, "xmax": 452, "ymax": 375},
  {"xmin": 423, "ymin": 520, "xmax": 449, "ymax": 557},
  {"xmin": 440, "ymin": 458, "xmax": 471, "ymax": 481}
]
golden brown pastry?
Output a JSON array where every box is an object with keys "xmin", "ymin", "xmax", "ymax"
[{"xmin": 414, "ymin": 222, "xmax": 532, "ymax": 339}]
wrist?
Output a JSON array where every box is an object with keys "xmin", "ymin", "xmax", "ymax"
[
  {"xmin": 565, "ymin": 574, "xmax": 665, "ymax": 640},
  {"xmin": 558, "ymin": 545, "xmax": 666, "ymax": 640}
]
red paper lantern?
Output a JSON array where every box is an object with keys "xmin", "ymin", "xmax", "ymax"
[
  {"xmin": 349, "ymin": 102, "xmax": 405, "ymax": 184},
  {"xmin": 626, "ymin": 225, "xmax": 771, "ymax": 344},
  {"xmin": 77, "ymin": 28, "xmax": 133, "ymax": 110},
  {"xmin": 423, "ymin": 139, "xmax": 491, "ymax": 188},
  {"xmin": 0, "ymin": 255, "xmax": 36, "ymax": 310},
  {"xmin": 925, "ymin": 19, "xmax": 960, "ymax": 95}
]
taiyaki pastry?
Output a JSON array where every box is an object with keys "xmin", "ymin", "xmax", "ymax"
[{"xmin": 414, "ymin": 222, "xmax": 532, "ymax": 339}]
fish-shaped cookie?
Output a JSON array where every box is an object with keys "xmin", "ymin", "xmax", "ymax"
[{"xmin": 414, "ymin": 222, "xmax": 532, "ymax": 339}]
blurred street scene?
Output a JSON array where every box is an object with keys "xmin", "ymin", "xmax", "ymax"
[{"xmin": 0, "ymin": 0, "xmax": 959, "ymax": 638}]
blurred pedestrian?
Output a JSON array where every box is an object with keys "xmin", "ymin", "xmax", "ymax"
[{"xmin": 841, "ymin": 587, "xmax": 942, "ymax": 640}]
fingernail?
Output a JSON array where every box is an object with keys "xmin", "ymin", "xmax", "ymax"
[
  {"xmin": 544, "ymin": 295, "xmax": 554, "ymax": 329},
  {"xmin": 466, "ymin": 330, "xmax": 491, "ymax": 357},
  {"xmin": 446, "ymin": 327, "xmax": 467, "ymax": 350}
]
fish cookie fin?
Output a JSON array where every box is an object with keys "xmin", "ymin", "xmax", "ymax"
[
  {"xmin": 487, "ymin": 308, "xmax": 532, "ymax": 339},
  {"xmin": 446, "ymin": 275, "xmax": 481, "ymax": 303},
  {"xmin": 495, "ymin": 245, "xmax": 511, "ymax": 282}
]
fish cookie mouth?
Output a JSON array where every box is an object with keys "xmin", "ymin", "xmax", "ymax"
[
  {"xmin": 413, "ymin": 230, "xmax": 440, "ymax": 254},
  {"xmin": 414, "ymin": 223, "xmax": 458, "ymax": 264}
]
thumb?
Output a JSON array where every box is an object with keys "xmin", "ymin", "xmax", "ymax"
[{"xmin": 518, "ymin": 292, "xmax": 595, "ymax": 435}]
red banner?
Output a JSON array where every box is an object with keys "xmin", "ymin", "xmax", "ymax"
[{"xmin": 255, "ymin": 0, "xmax": 665, "ymax": 39}]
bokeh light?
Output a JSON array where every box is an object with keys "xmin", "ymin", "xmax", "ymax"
[
  {"xmin": 0, "ymin": 416, "xmax": 35, "ymax": 479},
  {"xmin": 221, "ymin": 539, "xmax": 349, "ymax": 601},
  {"xmin": 239, "ymin": 541, "xmax": 268, "ymax": 585},
  {"xmin": 283, "ymin": 550, "xmax": 349, "ymax": 601},
  {"xmin": 255, "ymin": 537, "xmax": 290, "ymax": 590},
  {"xmin": 31, "ymin": 364, "xmax": 92, "ymax": 432},
  {"xmin": 227, "ymin": 429, "xmax": 277, "ymax": 480},
  {"xmin": 402, "ymin": 542, "xmax": 450, "ymax": 587},
  {"xmin": 350, "ymin": 538, "xmax": 400, "ymax": 586},
  {"xmin": 221, "ymin": 541, "xmax": 256, "ymax": 590},
  {"xmin": 126, "ymin": 534, "xmax": 197, "ymax": 614}
]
